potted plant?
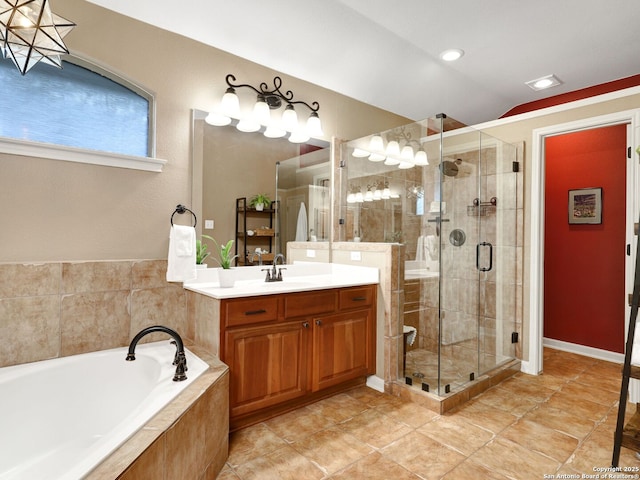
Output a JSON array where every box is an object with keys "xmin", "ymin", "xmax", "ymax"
[
  {"xmin": 211, "ymin": 238, "xmax": 239, "ymax": 287},
  {"xmin": 196, "ymin": 234, "xmax": 215, "ymax": 267},
  {"xmin": 249, "ymin": 193, "xmax": 271, "ymax": 211}
]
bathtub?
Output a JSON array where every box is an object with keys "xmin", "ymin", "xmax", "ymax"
[{"xmin": 0, "ymin": 341, "xmax": 209, "ymax": 480}]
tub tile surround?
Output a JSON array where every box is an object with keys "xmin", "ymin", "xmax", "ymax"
[
  {"xmin": 0, "ymin": 259, "xmax": 230, "ymax": 479},
  {"xmin": 0, "ymin": 260, "xmax": 190, "ymax": 368}
]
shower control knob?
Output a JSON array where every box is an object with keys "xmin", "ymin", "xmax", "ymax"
[{"xmin": 473, "ymin": 198, "xmax": 480, "ymax": 206}]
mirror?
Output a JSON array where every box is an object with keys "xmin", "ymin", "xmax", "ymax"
[{"xmin": 192, "ymin": 109, "xmax": 330, "ymax": 265}]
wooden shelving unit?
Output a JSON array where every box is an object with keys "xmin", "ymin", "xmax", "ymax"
[{"xmin": 235, "ymin": 197, "xmax": 277, "ymax": 266}]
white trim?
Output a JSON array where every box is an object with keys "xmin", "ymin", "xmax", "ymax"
[
  {"xmin": 543, "ymin": 337, "xmax": 624, "ymax": 364},
  {"xmin": 529, "ymin": 109, "xmax": 639, "ymax": 378},
  {"xmin": 0, "ymin": 136, "xmax": 167, "ymax": 172},
  {"xmin": 366, "ymin": 375, "xmax": 385, "ymax": 392}
]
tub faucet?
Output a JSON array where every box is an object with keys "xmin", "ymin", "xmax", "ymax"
[{"xmin": 126, "ymin": 325, "xmax": 187, "ymax": 382}]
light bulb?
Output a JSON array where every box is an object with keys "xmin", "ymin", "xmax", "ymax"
[
  {"xmin": 414, "ymin": 150, "xmax": 429, "ymax": 165},
  {"xmin": 281, "ymin": 105, "xmax": 298, "ymax": 131},
  {"xmin": 364, "ymin": 190, "xmax": 374, "ymax": 202},
  {"xmin": 401, "ymin": 145, "xmax": 414, "ymax": 161},
  {"xmin": 252, "ymin": 95, "xmax": 271, "ymax": 125},
  {"xmin": 368, "ymin": 153, "xmax": 386, "ymax": 162},
  {"xmin": 398, "ymin": 161, "xmax": 415, "ymax": 169},
  {"xmin": 355, "ymin": 192, "xmax": 364, "ymax": 203},
  {"xmin": 382, "ymin": 187, "xmax": 391, "ymax": 199},
  {"xmin": 347, "ymin": 193, "xmax": 356, "ymax": 203},
  {"xmin": 288, "ymin": 128, "xmax": 310, "ymax": 144},
  {"xmin": 205, "ymin": 111, "xmax": 231, "ymax": 126},
  {"xmin": 220, "ymin": 87, "xmax": 240, "ymax": 117},
  {"xmin": 352, "ymin": 148, "xmax": 370, "ymax": 157},
  {"xmin": 386, "ymin": 140, "xmax": 400, "ymax": 157},
  {"xmin": 306, "ymin": 112, "xmax": 323, "ymax": 137},
  {"xmin": 263, "ymin": 125, "xmax": 286, "ymax": 138},
  {"xmin": 373, "ymin": 188, "xmax": 382, "ymax": 200},
  {"xmin": 369, "ymin": 135, "xmax": 384, "ymax": 152},
  {"xmin": 236, "ymin": 118, "xmax": 260, "ymax": 133}
]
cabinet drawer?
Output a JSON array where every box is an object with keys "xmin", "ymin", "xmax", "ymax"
[
  {"xmin": 284, "ymin": 290, "xmax": 338, "ymax": 318},
  {"xmin": 225, "ymin": 296, "xmax": 279, "ymax": 327},
  {"xmin": 339, "ymin": 286, "xmax": 374, "ymax": 310}
]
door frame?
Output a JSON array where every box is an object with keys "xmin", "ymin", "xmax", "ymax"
[{"xmin": 526, "ymin": 109, "xmax": 639, "ymax": 376}]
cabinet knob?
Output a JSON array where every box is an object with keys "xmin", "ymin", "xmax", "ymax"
[
  {"xmin": 302, "ymin": 322, "xmax": 309, "ymax": 328},
  {"xmin": 315, "ymin": 319, "xmax": 322, "ymax": 326}
]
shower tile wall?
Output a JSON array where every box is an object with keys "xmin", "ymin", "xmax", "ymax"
[{"xmin": 0, "ymin": 260, "xmax": 193, "ymax": 368}]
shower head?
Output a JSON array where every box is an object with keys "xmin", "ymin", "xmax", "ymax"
[{"xmin": 440, "ymin": 160, "xmax": 459, "ymax": 177}]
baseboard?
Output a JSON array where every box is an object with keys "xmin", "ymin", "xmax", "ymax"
[
  {"xmin": 366, "ymin": 375, "xmax": 385, "ymax": 392},
  {"xmin": 543, "ymin": 337, "xmax": 624, "ymax": 363}
]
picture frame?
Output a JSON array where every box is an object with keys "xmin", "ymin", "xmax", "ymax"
[{"xmin": 568, "ymin": 187, "xmax": 602, "ymax": 224}]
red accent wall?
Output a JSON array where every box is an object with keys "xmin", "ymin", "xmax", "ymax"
[{"xmin": 544, "ymin": 125, "xmax": 627, "ymax": 353}]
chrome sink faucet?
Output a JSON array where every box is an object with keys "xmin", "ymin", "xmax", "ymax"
[
  {"xmin": 126, "ymin": 325, "xmax": 187, "ymax": 381},
  {"xmin": 263, "ymin": 253, "xmax": 286, "ymax": 282}
]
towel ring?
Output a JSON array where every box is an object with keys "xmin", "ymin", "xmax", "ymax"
[{"xmin": 170, "ymin": 204, "xmax": 197, "ymax": 227}]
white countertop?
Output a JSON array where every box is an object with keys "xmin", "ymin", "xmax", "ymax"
[{"xmin": 183, "ymin": 262, "xmax": 379, "ymax": 299}]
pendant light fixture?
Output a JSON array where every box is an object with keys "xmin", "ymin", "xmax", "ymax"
[{"xmin": 0, "ymin": 0, "xmax": 75, "ymax": 75}]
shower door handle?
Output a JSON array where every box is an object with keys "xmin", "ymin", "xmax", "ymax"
[{"xmin": 476, "ymin": 242, "xmax": 493, "ymax": 272}]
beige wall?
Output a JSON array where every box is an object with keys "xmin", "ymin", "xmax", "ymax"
[{"xmin": 0, "ymin": 0, "xmax": 409, "ymax": 263}]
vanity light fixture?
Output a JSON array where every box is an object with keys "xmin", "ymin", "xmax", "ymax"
[
  {"xmin": 525, "ymin": 74, "xmax": 563, "ymax": 91},
  {"xmin": 207, "ymin": 73, "xmax": 323, "ymax": 143},
  {"xmin": 0, "ymin": 0, "xmax": 76, "ymax": 75}
]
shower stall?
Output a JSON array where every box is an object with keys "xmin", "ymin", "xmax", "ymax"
[{"xmin": 340, "ymin": 114, "xmax": 521, "ymax": 397}]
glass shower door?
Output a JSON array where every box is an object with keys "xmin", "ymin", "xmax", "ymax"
[
  {"xmin": 437, "ymin": 129, "xmax": 518, "ymax": 395},
  {"xmin": 437, "ymin": 130, "xmax": 483, "ymax": 395}
]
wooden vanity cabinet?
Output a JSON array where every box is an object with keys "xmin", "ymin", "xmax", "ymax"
[{"xmin": 220, "ymin": 284, "xmax": 376, "ymax": 429}]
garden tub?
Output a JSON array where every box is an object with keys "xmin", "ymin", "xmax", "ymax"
[{"xmin": 0, "ymin": 341, "xmax": 209, "ymax": 480}]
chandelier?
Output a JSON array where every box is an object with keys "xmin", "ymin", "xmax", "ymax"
[
  {"xmin": 0, "ymin": 0, "xmax": 75, "ymax": 75},
  {"xmin": 351, "ymin": 126, "xmax": 429, "ymax": 169},
  {"xmin": 205, "ymin": 74, "xmax": 323, "ymax": 143}
]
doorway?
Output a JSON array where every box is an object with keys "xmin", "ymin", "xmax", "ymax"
[
  {"xmin": 543, "ymin": 125, "xmax": 627, "ymax": 354},
  {"xmin": 528, "ymin": 110, "xmax": 637, "ymax": 377}
]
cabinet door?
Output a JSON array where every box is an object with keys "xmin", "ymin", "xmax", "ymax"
[
  {"xmin": 225, "ymin": 321, "xmax": 310, "ymax": 418},
  {"xmin": 312, "ymin": 309, "xmax": 374, "ymax": 392}
]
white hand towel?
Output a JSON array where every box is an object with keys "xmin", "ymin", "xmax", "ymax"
[
  {"xmin": 295, "ymin": 202, "xmax": 308, "ymax": 241},
  {"xmin": 426, "ymin": 235, "xmax": 438, "ymax": 261},
  {"xmin": 415, "ymin": 236, "xmax": 424, "ymax": 262},
  {"xmin": 166, "ymin": 225, "xmax": 196, "ymax": 282}
]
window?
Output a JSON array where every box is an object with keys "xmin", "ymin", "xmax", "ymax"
[{"xmin": 0, "ymin": 56, "xmax": 162, "ymax": 170}]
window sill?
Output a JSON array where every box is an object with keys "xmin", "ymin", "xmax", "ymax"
[{"xmin": 0, "ymin": 136, "xmax": 167, "ymax": 172}]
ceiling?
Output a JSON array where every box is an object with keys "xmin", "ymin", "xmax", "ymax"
[{"xmin": 87, "ymin": 0, "xmax": 640, "ymax": 126}]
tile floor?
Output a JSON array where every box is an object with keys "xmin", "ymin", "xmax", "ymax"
[{"xmin": 217, "ymin": 348, "xmax": 640, "ymax": 479}]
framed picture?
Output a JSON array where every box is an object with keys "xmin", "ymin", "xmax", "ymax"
[{"xmin": 568, "ymin": 187, "xmax": 602, "ymax": 224}]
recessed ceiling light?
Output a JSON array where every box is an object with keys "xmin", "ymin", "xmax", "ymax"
[
  {"xmin": 439, "ymin": 49, "xmax": 464, "ymax": 62},
  {"xmin": 525, "ymin": 74, "xmax": 563, "ymax": 91}
]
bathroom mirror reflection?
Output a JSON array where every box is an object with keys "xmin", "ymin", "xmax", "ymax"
[{"xmin": 192, "ymin": 109, "xmax": 330, "ymax": 265}]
